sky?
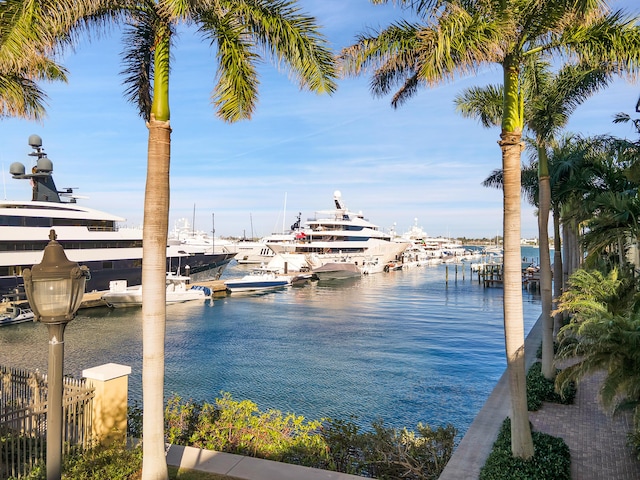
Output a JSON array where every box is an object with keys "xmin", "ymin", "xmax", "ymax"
[{"xmin": 2, "ymin": 0, "xmax": 639, "ymax": 240}]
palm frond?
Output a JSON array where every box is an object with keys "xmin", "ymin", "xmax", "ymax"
[
  {"xmin": 120, "ymin": 6, "xmax": 162, "ymax": 122},
  {"xmin": 198, "ymin": 0, "xmax": 337, "ymax": 122},
  {"xmin": 454, "ymin": 84, "xmax": 502, "ymax": 128}
]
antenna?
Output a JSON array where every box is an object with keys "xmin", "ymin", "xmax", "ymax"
[
  {"xmin": 192, "ymin": 204, "xmax": 196, "ymax": 236},
  {"xmin": 282, "ymin": 192, "xmax": 287, "ymax": 234}
]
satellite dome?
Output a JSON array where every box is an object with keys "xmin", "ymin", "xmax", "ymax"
[
  {"xmin": 28, "ymin": 134, "xmax": 42, "ymax": 148},
  {"xmin": 9, "ymin": 162, "xmax": 25, "ymax": 176},
  {"xmin": 36, "ymin": 158, "xmax": 53, "ymax": 172}
]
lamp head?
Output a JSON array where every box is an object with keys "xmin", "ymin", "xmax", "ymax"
[{"xmin": 23, "ymin": 230, "xmax": 90, "ymax": 324}]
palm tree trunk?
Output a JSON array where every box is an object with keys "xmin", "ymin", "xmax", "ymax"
[
  {"xmin": 500, "ymin": 59, "xmax": 533, "ymax": 459},
  {"xmin": 500, "ymin": 127, "xmax": 534, "ymax": 459},
  {"xmin": 537, "ymin": 146, "xmax": 554, "ymax": 380},
  {"xmin": 571, "ymin": 220, "xmax": 581, "ymax": 274},
  {"xmin": 553, "ymin": 207, "xmax": 564, "ymax": 336},
  {"xmin": 562, "ymin": 218, "xmax": 570, "ymax": 287},
  {"xmin": 142, "ymin": 28, "xmax": 172, "ymax": 480},
  {"xmin": 618, "ymin": 236, "xmax": 625, "ymax": 269},
  {"xmin": 142, "ymin": 116, "xmax": 171, "ymax": 480}
]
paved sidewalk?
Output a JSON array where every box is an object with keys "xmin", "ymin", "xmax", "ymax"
[
  {"xmin": 441, "ymin": 315, "xmax": 640, "ymax": 479},
  {"xmin": 529, "ymin": 369, "xmax": 640, "ymax": 479},
  {"xmin": 166, "ymin": 444, "xmax": 364, "ymax": 480}
]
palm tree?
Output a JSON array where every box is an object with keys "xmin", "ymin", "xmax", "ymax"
[
  {"xmin": 340, "ymin": 0, "xmax": 640, "ymax": 459},
  {"xmin": 108, "ymin": 3, "xmax": 337, "ymax": 478},
  {"xmin": 6, "ymin": 1, "xmax": 337, "ymax": 478},
  {"xmin": 0, "ymin": 0, "xmax": 111, "ymax": 120},
  {"xmin": 457, "ymin": 59, "xmax": 617, "ymax": 380}
]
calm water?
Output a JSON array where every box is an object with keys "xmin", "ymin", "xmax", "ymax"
[{"xmin": 0, "ymin": 247, "xmax": 542, "ymax": 437}]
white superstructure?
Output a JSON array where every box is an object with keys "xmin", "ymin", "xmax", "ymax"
[
  {"xmin": 0, "ymin": 135, "xmax": 234, "ymax": 299},
  {"xmin": 266, "ymin": 191, "xmax": 409, "ymax": 274}
]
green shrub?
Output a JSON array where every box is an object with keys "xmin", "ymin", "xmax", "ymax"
[
  {"xmin": 11, "ymin": 441, "xmax": 143, "ymax": 480},
  {"xmin": 480, "ymin": 418, "xmax": 571, "ymax": 480},
  {"xmin": 62, "ymin": 441, "xmax": 142, "ymax": 479},
  {"xmin": 352, "ymin": 419, "xmax": 457, "ymax": 480},
  {"xmin": 166, "ymin": 396, "xmax": 203, "ymax": 445},
  {"xmin": 169, "ymin": 393, "xmax": 328, "ymax": 467},
  {"xmin": 527, "ymin": 362, "xmax": 576, "ymax": 411},
  {"xmin": 164, "ymin": 393, "xmax": 457, "ymax": 479},
  {"xmin": 319, "ymin": 417, "xmax": 364, "ymax": 473}
]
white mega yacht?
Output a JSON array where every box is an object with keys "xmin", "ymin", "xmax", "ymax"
[
  {"xmin": 0, "ymin": 135, "xmax": 234, "ymax": 300},
  {"xmin": 266, "ymin": 191, "xmax": 409, "ymax": 274}
]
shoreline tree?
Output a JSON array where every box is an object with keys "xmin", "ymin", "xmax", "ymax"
[
  {"xmin": 457, "ymin": 59, "xmax": 620, "ymax": 380},
  {"xmin": 2, "ymin": 1, "xmax": 337, "ymax": 479},
  {"xmin": 339, "ymin": 0, "xmax": 640, "ymax": 461},
  {"xmin": 117, "ymin": 3, "xmax": 337, "ymax": 478}
]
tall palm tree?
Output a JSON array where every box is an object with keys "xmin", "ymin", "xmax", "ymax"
[
  {"xmin": 114, "ymin": 2, "xmax": 337, "ymax": 478},
  {"xmin": 5, "ymin": 1, "xmax": 337, "ymax": 478},
  {"xmin": 340, "ymin": 0, "xmax": 640, "ymax": 459},
  {"xmin": 456, "ymin": 59, "xmax": 617, "ymax": 380}
]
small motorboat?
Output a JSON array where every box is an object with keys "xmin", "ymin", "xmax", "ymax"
[
  {"xmin": 101, "ymin": 272, "xmax": 210, "ymax": 308},
  {"xmin": 0, "ymin": 305, "xmax": 35, "ymax": 327},
  {"xmin": 224, "ymin": 267, "xmax": 292, "ymax": 293},
  {"xmin": 312, "ymin": 261, "xmax": 361, "ymax": 281}
]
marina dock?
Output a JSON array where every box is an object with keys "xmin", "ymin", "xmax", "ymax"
[{"xmin": 473, "ymin": 262, "xmax": 541, "ymax": 291}]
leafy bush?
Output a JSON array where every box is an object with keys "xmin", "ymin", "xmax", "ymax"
[
  {"xmin": 62, "ymin": 441, "xmax": 142, "ymax": 479},
  {"xmin": 480, "ymin": 418, "xmax": 570, "ymax": 480},
  {"xmin": 167, "ymin": 393, "xmax": 328, "ymax": 467},
  {"xmin": 527, "ymin": 361, "xmax": 576, "ymax": 411},
  {"xmin": 328, "ymin": 419, "xmax": 456, "ymax": 480},
  {"xmin": 165, "ymin": 393, "xmax": 457, "ymax": 479},
  {"xmin": 9, "ymin": 441, "xmax": 143, "ymax": 480}
]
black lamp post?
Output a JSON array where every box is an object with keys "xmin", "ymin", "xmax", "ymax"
[{"xmin": 23, "ymin": 230, "xmax": 90, "ymax": 480}]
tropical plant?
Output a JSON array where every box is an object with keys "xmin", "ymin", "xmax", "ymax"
[
  {"xmin": 479, "ymin": 418, "xmax": 570, "ymax": 480},
  {"xmin": 163, "ymin": 393, "xmax": 457, "ymax": 480},
  {"xmin": 457, "ymin": 59, "xmax": 618, "ymax": 380},
  {"xmin": 554, "ymin": 267, "xmax": 640, "ymax": 456},
  {"xmin": 340, "ymin": 0, "xmax": 640, "ymax": 460},
  {"xmin": 113, "ymin": 3, "xmax": 337, "ymax": 478},
  {"xmin": 0, "ymin": 1, "xmax": 114, "ymax": 120}
]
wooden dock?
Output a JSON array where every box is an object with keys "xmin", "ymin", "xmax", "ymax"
[{"xmin": 476, "ymin": 263, "xmax": 541, "ymax": 291}]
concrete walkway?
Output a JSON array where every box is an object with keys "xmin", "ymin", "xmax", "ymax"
[
  {"xmin": 165, "ymin": 444, "xmax": 364, "ymax": 480},
  {"xmin": 167, "ymin": 315, "xmax": 640, "ymax": 479}
]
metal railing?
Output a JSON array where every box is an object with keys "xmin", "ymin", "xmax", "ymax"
[{"xmin": 0, "ymin": 365, "xmax": 94, "ymax": 479}]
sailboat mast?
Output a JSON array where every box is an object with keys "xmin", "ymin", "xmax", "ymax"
[
  {"xmin": 282, "ymin": 192, "xmax": 287, "ymax": 234},
  {"xmin": 192, "ymin": 204, "xmax": 196, "ymax": 236}
]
